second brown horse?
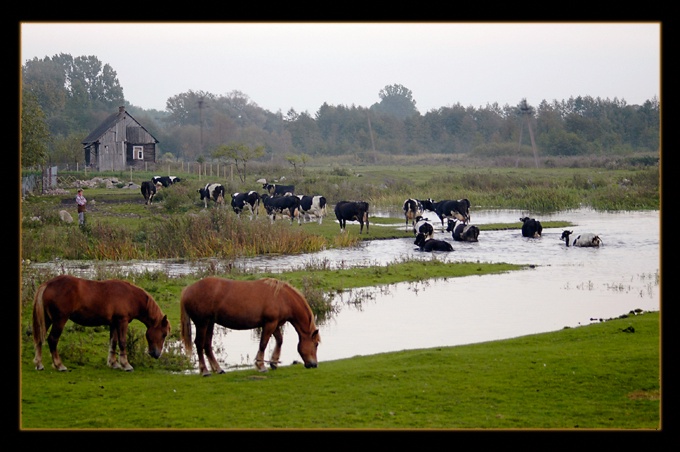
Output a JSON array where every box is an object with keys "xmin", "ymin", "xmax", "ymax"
[{"xmin": 180, "ymin": 277, "xmax": 320, "ymax": 375}]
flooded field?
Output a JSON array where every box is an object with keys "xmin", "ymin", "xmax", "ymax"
[{"xmin": 29, "ymin": 208, "xmax": 661, "ymax": 372}]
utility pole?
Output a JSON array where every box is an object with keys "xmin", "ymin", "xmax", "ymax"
[
  {"xmin": 198, "ymin": 97, "xmax": 204, "ymax": 154},
  {"xmin": 518, "ymin": 98, "xmax": 539, "ymax": 168}
]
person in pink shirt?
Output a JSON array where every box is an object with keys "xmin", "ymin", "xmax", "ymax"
[{"xmin": 76, "ymin": 188, "xmax": 87, "ymax": 225}]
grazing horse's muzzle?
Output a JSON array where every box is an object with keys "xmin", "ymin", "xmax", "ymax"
[
  {"xmin": 148, "ymin": 348, "xmax": 162, "ymax": 359},
  {"xmin": 305, "ymin": 361, "xmax": 318, "ymax": 369}
]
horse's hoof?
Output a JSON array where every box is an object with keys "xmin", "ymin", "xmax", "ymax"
[
  {"xmin": 35, "ymin": 364, "xmax": 44, "ymax": 371},
  {"xmin": 124, "ymin": 367, "xmax": 134, "ymax": 372},
  {"xmin": 217, "ymin": 369, "xmax": 226, "ymax": 374},
  {"xmin": 57, "ymin": 366, "xmax": 68, "ymax": 372},
  {"xmin": 269, "ymin": 363, "xmax": 278, "ymax": 370},
  {"xmin": 202, "ymin": 372, "xmax": 212, "ymax": 377},
  {"xmin": 257, "ymin": 366, "xmax": 269, "ymax": 373}
]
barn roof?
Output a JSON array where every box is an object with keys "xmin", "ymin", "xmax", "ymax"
[{"xmin": 82, "ymin": 106, "xmax": 159, "ymax": 146}]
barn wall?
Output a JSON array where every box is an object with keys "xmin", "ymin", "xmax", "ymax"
[{"xmin": 126, "ymin": 142, "xmax": 157, "ymax": 168}]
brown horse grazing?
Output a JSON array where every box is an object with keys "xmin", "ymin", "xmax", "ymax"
[
  {"xmin": 180, "ymin": 277, "xmax": 320, "ymax": 376},
  {"xmin": 32, "ymin": 275, "xmax": 171, "ymax": 372}
]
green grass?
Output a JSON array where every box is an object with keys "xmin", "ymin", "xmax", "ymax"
[{"xmin": 20, "ymin": 311, "xmax": 659, "ymax": 429}]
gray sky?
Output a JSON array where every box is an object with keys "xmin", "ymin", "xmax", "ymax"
[{"xmin": 20, "ymin": 22, "xmax": 660, "ymax": 114}]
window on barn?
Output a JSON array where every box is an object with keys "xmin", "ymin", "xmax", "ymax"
[{"xmin": 133, "ymin": 146, "xmax": 144, "ymax": 160}]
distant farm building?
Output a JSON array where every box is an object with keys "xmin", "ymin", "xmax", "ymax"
[{"xmin": 82, "ymin": 106, "xmax": 159, "ymax": 171}]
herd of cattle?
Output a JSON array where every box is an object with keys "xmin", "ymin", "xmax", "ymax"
[{"xmin": 139, "ymin": 176, "xmax": 601, "ymax": 249}]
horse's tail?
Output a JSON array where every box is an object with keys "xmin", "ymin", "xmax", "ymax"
[
  {"xmin": 32, "ymin": 282, "xmax": 48, "ymax": 346},
  {"xmin": 179, "ymin": 289, "xmax": 193, "ymax": 354}
]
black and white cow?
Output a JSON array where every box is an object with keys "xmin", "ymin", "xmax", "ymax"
[
  {"xmin": 447, "ymin": 219, "xmax": 480, "ymax": 242},
  {"xmin": 140, "ymin": 181, "xmax": 157, "ymax": 205},
  {"xmin": 414, "ymin": 233, "xmax": 454, "ymax": 252},
  {"xmin": 262, "ymin": 194, "xmax": 301, "ymax": 223},
  {"xmin": 520, "ymin": 217, "xmax": 543, "ymax": 238},
  {"xmin": 198, "ymin": 183, "xmax": 225, "ymax": 208},
  {"xmin": 334, "ymin": 201, "xmax": 370, "ymax": 234},
  {"xmin": 263, "ymin": 183, "xmax": 295, "ymax": 197},
  {"xmin": 560, "ymin": 230, "xmax": 602, "ymax": 247},
  {"xmin": 297, "ymin": 195, "xmax": 328, "ymax": 224},
  {"xmin": 413, "ymin": 216, "xmax": 434, "ymax": 240},
  {"xmin": 153, "ymin": 176, "xmax": 181, "ymax": 187},
  {"xmin": 403, "ymin": 198, "xmax": 424, "ymax": 230},
  {"xmin": 231, "ymin": 191, "xmax": 261, "ymax": 219},
  {"xmin": 420, "ymin": 198, "xmax": 471, "ymax": 231}
]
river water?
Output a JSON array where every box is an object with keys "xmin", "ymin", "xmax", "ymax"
[{"xmin": 29, "ymin": 208, "xmax": 661, "ymax": 372}]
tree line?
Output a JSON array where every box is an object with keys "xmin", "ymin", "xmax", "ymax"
[{"xmin": 21, "ymin": 54, "xmax": 660, "ymax": 169}]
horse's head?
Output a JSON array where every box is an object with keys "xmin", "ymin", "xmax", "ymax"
[
  {"xmin": 146, "ymin": 315, "xmax": 171, "ymax": 359},
  {"xmin": 297, "ymin": 328, "xmax": 320, "ymax": 369}
]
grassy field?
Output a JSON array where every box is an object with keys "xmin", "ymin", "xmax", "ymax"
[{"xmin": 20, "ymin": 311, "xmax": 659, "ymax": 429}]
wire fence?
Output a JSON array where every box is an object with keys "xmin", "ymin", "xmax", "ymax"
[{"xmin": 21, "ymin": 161, "xmax": 244, "ymax": 197}]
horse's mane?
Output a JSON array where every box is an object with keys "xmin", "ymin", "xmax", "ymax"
[
  {"xmin": 262, "ymin": 278, "xmax": 317, "ymax": 331},
  {"xmin": 140, "ymin": 288, "xmax": 164, "ymax": 325}
]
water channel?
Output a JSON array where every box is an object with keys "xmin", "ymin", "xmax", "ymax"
[{"xmin": 29, "ymin": 208, "xmax": 661, "ymax": 372}]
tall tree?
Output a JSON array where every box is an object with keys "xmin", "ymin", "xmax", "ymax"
[
  {"xmin": 21, "ymin": 92, "xmax": 51, "ymax": 168},
  {"xmin": 212, "ymin": 143, "xmax": 265, "ymax": 183},
  {"xmin": 22, "ymin": 53, "xmax": 125, "ymax": 136},
  {"xmin": 372, "ymin": 84, "xmax": 419, "ymax": 120}
]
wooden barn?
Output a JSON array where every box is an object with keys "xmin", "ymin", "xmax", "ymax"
[{"xmin": 82, "ymin": 106, "xmax": 159, "ymax": 171}]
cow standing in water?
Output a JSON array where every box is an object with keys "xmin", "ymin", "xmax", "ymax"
[
  {"xmin": 421, "ymin": 198, "xmax": 471, "ymax": 231},
  {"xmin": 403, "ymin": 199, "xmax": 425, "ymax": 230}
]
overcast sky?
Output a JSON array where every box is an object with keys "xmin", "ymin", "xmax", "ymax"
[{"xmin": 20, "ymin": 22, "xmax": 660, "ymax": 114}]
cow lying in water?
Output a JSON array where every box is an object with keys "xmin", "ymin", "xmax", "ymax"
[
  {"xmin": 447, "ymin": 219, "xmax": 480, "ymax": 242},
  {"xmin": 520, "ymin": 217, "xmax": 543, "ymax": 238},
  {"xmin": 560, "ymin": 230, "xmax": 602, "ymax": 247},
  {"xmin": 413, "ymin": 216, "xmax": 434, "ymax": 240},
  {"xmin": 414, "ymin": 233, "xmax": 454, "ymax": 251}
]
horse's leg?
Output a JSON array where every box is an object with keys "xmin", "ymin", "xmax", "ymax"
[
  {"xmin": 268, "ymin": 326, "xmax": 284, "ymax": 370},
  {"xmin": 116, "ymin": 321, "xmax": 134, "ymax": 371},
  {"xmin": 255, "ymin": 323, "xmax": 277, "ymax": 372},
  {"xmin": 203, "ymin": 323, "xmax": 225, "ymax": 375},
  {"xmin": 46, "ymin": 318, "xmax": 68, "ymax": 371},
  {"xmin": 33, "ymin": 317, "xmax": 51, "ymax": 371},
  {"xmin": 108, "ymin": 326, "xmax": 121, "ymax": 369},
  {"xmin": 193, "ymin": 322, "xmax": 212, "ymax": 377}
]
